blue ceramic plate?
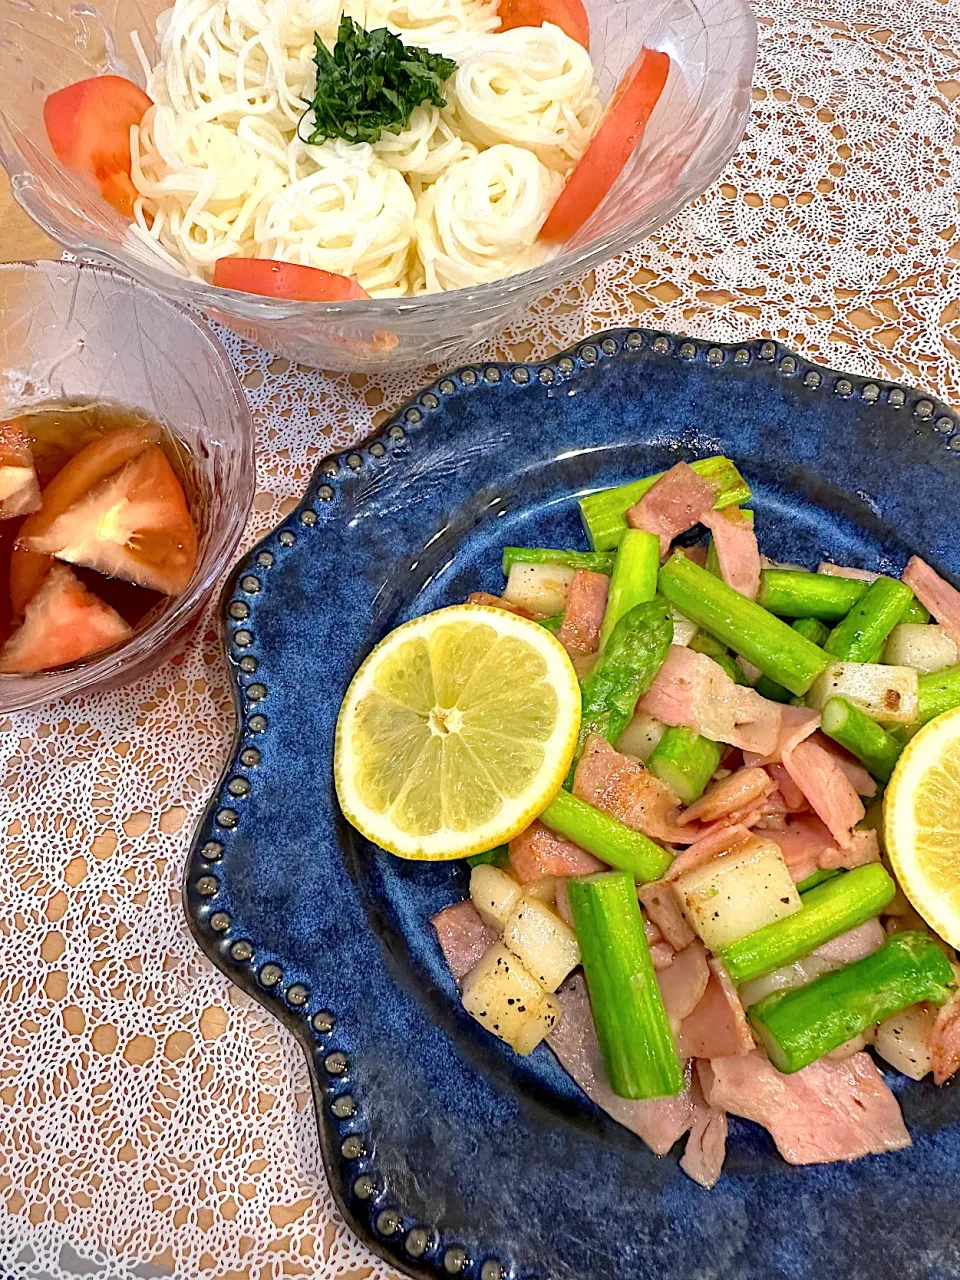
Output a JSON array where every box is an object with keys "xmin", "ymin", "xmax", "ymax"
[{"xmin": 185, "ymin": 330, "xmax": 960, "ymax": 1280}]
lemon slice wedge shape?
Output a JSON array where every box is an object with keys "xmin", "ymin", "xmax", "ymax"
[
  {"xmin": 885, "ymin": 705, "xmax": 960, "ymax": 948},
  {"xmin": 334, "ymin": 604, "xmax": 582, "ymax": 859}
]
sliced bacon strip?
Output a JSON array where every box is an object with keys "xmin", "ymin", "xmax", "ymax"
[
  {"xmin": 662, "ymin": 823, "xmax": 754, "ymax": 882},
  {"xmin": 636, "ymin": 646, "xmax": 782, "ymax": 756},
  {"xmin": 702, "ymin": 507, "xmax": 761, "ymax": 600},
  {"xmin": 818, "ymin": 735, "xmax": 877, "ymax": 798},
  {"xmin": 785, "ymin": 736, "xmax": 865, "ymax": 849},
  {"xmin": 678, "ymin": 766, "xmax": 774, "ymax": 827},
  {"xmin": 679, "ymin": 544, "xmax": 708, "ymax": 567},
  {"xmin": 743, "ymin": 704, "xmax": 820, "ymax": 768},
  {"xmin": 638, "ymin": 880, "xmax": 695, "ymax": 950},
  {"xmin": 625, "ymin": 462, "xmax": 718, "ymax": 556},
  {"xmin": 550, "ymin": 975, "xmax": 697, "ymax": 1155},
  {"xmin": 766, "ymin": 762, "xmax": 807, "ymax": 811},
  {"xmin": 902, "ymin": 555, "xmax": 960, "ymax": 648},
  {"xmin": 508, "ymin": 820, "xmax": 605, "ymax": 883},
  {"xmin": 656, "ymin": 940, "xmax": 711, "ymax": 1026},
  {"xmin": 819, "ymin": 826, "xmax": 880, "ymax": 870},
  {"xmin": 679, "ymin": 1064, "xmax": 728, "ymax": 1189},
  {"xmin": 931, "ymin": 990, "xmax": 960, "ymax": 1085},
  {"xmin": 430, "ymin": 901, "xmax": 497, "ymax": 980},
  {"xmin": 466, "ymin": 591, "xmax": 534, "ymax": 618},
  {"xmin": 818, "ymin": 562, "xmax": 879, "ymax": 582},
  {"xmin": 774, "ymin": 815, "xmax": 878, "ymax": 880},
  {"xmin": 573, "ymin": 734, "xmax": 688, "ymax": 843},
  {"xmin": 703, "ymin": 1050, "xmax": 910, "ymax": 1164},
  {"xmin": 677, "ymin": 958, "xmax": 755, "ymax": 1059},
  {"xmin": 558, "ymin": 569, "xmax": 609, "ymax": 657}
]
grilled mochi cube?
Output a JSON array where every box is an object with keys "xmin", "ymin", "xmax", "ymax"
[{"xmin": 461, "ymin": 942, "xmax": 560, "ymax": 1053}]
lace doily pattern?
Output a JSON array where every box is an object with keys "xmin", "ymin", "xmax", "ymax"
[{"xmin": 3, "ymin": 1, "xmax": 960, "ymax": 1276}]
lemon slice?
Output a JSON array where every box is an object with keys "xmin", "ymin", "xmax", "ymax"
[
  {"xmin": 334, "ymin": 604, "xmax": 581, "ymax": 859},
  {"xmin": 884, "ymin": 705, "xmax": 960, "ymax": 947}
]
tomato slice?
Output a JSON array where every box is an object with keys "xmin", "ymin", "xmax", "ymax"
[
  {"xmin": 539, "ymin": 47, "xmax": 671, "ymax": 243},
  {"xmin": 0, "ymin": 564, "xmax": 132, "ymax": 674},
  {"xmin": 44, "ymin": 76, "xmax": 152, "ymax": 217},
  {"xmin": 11, "ymin": 425, "xmax": 160, "ymax": 615},
  {"xmin": 24, "ymin": 446, "xmax": 198, "ymax": 597},
  {"xmin": 497, "ymin": 0, "xmax": 589, "ymax": 48},
  {"xmin": 213, "ymin": 258, "xmax": 371, "ymax": 302},
  {"xmin": 0, "ymin": 424, "xmax": 40, "ymax": 520}
]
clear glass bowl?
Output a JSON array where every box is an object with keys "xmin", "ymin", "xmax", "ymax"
[
  {"xmin": 0, "ymin": 0, "xmax": 755, "ymax": 373},
  {"xmin": 0, "ymin": 260, "xmax": 254, "ymax": 713}
]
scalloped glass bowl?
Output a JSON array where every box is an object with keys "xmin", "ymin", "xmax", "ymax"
[
  {"xmin": 0, "ymin": 260, "xmax": 254, "ymax": 713},
  {"xmin": 0, "ymin": 0, "xmax": 756, "ymax": 372}
]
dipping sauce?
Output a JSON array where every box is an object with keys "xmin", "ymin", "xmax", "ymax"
[{"xmin": 0, "ymin": 401, "xmax": 200, "ymax": 673}]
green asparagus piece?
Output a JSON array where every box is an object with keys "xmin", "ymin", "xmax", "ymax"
[
  {"xmin": 722, "ymin": 864, "xmax": 896, "ymax": 986},
  {"xmin": 538, "ymin": 612, "xmax": 564, "ymax": 633},
  {"xmin": 918, "ymin": 665, "xmax": 960, "ymax": 725},
  {"xmin": 467, "ymin": 845, "xmax": 509, "ymax": 868},
  {"xmin": 579, "ymin": 456, "xmax": 751, "ymax": 551},
  {"xmin": 502, "ymin": 547, "xmax": 616, "ymax": 575},
  {"xmin": 689, "ymin": 631, "xmax": 744, "ymax": 683},
  {"xmin": 748, "ymin": 931, "xmax": 954, "ymax": 1073},
  {"xmin": 821, "ymin": 696, "xmax": 903, "ymax": 782},
  {"xmin": 758, "ymin": 569, "xmax": 869, "ymax": 619},
  {"xmin": 900, "ymin": 597, "xmax": 931, "ymax": 625},
  {"xmin": 598, "ymin": 529, "xmax": 660, "ymax": 652},
  {"xmin": 795, "ymin": 868, "xmax": 841, "ymax": 893},
  {"xmin": 754, "ymin": 620, "xmax": 830, "ymax": 703},
  {"xmin": 571, "ymin": 598, "xmax": 673, "ymax": 772},
  {"xmin": 792, "ymin": 617, "xmax": 831, "ymax": 645},
  {"xmin": 568, "ymin": 872, "xmax": 685, "ymax": 1098},
  {"xmin": 823, "ymin": 576, "xmax": 914, "ymax": 663},
  {"xmin": 704, "ymin": 535, "xmax": 721, "ymax": 580},
  {"xmin": 658, "ymin": 553, "xmax": 829, "ymax": 695},
  {"xmin": 539, "ymin": 789, "xmax": 671, "ymax": 882},
  {"xmin": 647, "ymin": 727, "xmax": 724, "ymax": 805}
]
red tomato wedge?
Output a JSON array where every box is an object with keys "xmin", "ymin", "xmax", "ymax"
[
  {"xmin": 497, "ymin": 0, "xmax": 589, "ymax": 48},
  {"xmin": 0, "ymin": 564, "xmax": 132, "ymax": 674},
  {"xmin": 24, "ymin": 446, "xmax": 198, "ymax": 597},
  {"xmin": 11, "ymin": 425, "xmax": 161, "ymax": 615},
  {"xmin": 0, "ymin": 424, "xmax": 40, "ymax": 520},
  {"xmin": 213, "ymin": 258, "xmax": 370, "ymax": 302},
  {"xmin": 539, "ymin": 47, "xmax": 671, "ymax": 243},
  {"xmin": 44, "ymin": 76, "xmax": 152, "ymax": 217}
]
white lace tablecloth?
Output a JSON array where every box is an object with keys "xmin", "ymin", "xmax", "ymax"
[{"xmin": 3, "ymin": 1, "xmax": 960, "ymax": 1276}]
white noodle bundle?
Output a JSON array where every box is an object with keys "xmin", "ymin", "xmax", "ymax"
[
  {"xmin": 372, "ymin": 104, "xmax": 475, "ymax": 180},
  {"xmin": 365, "ymin": 0, "xmax": 499, "ymax": 57},
  {"xmin": 414, "ymin": 143, "xmax": 560, "ymax": 291},
  {"xmin": 453, "ymin": 23, "xmax": 600, "ymax": 173},
  {"xmin": 256, "ymin": 144, "xmax": 417, "ymax": 294}
]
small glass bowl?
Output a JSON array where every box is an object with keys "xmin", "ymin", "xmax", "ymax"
[
  {"xmin": 0, "ymin": 259, "xmax": 254, "ymax": 713},
  {"xmin": 0, "ymin": 0, "xmax": 756, "ymax": 372}
]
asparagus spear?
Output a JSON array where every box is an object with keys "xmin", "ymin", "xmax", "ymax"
[
  {"xmin": 647, "ymin": 727, "xmax": 723, "ymax": 805},
  {"xmin": 659, "ymin": 552, "xmax": 829, "ymax": 695},
  {"xmin": 567, "ymin": 872, "xmax": 685, "ymax": 1098},
  {"xmin": 795, "ymin": 868, "xmax": 840, "ymax": 893},
  {"xmin": 754, "ymin": 620, "xmax": 831, "ymax": 703},
  {"xmin": 758, "ymin": 569, "xmax": 869, "ymax": 619},
  {"xmin": 900, "ymin": 597, "xmax": 931, "ymax": 625},
  {"xmin": 918, "ymin": 664, "xmax": 960, "ymax": 724},
  {"xmin": 821, "ymin": 696, "xmax": 903, "ymax": 781},
  {"xmin": 748, "ymin": 931, "xmax": 954, "ymax": 1073},
  {"xmin": 467, "ymin": 845, "xmax": 509, "ymax": 868},
  {"xmin": 538, "ymin": 613, "xmax": 564, "ymax": 633},
  {"xmin": 793, "ymin": 617, "xmax": 831, "ymax": 645},
  {"xmin": 539, "ymin": 789, "xmax": 672, "ymax": 882},
  {"xmin": 823, "ymin": 576, "xmax": 914, "ymax": 663},
  {"xmin": 579, "ymin": 456, "xmax": 751, "ymax": 551},
  {"xmin": 721, "ymin": 863, "xmax": 896, "ymax": 985},
  {"xmin": 599, "ymin": 529, "xmax": 660, "ymax": 652},
  {"xmin": 689, "ymin": 631, "xmax": 744, "ymax": 683},
  {"xmin": 502, "ymin": 547, "xmax": 616, "ymax": 575},
  {"xmin": 572, "ymin": 598, "xmax": 673, "ymax": 772}
]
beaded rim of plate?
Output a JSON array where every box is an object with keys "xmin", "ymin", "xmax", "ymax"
[{"xmin": 184, "ymin": 327, "xmax": 958, "ymax": 1280}]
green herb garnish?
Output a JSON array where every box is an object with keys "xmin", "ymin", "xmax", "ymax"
[{"xmin": 301, "ymin": 17, "xmax": 457, "ymax": 146}]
